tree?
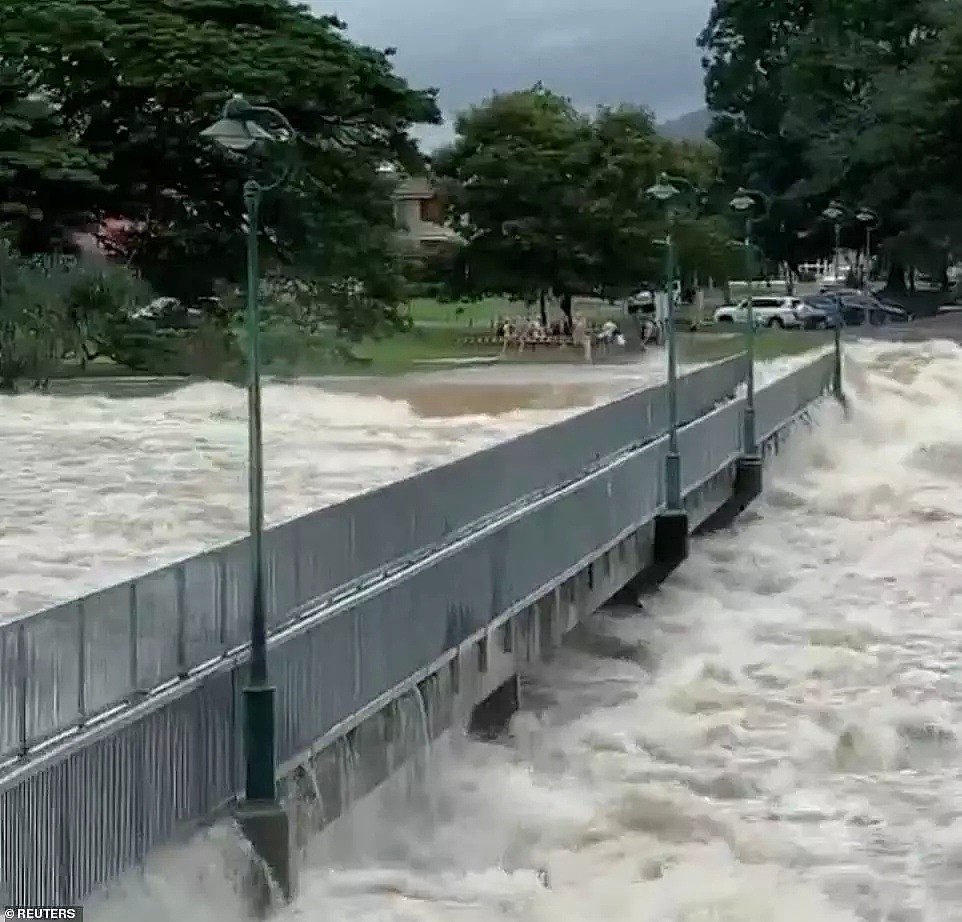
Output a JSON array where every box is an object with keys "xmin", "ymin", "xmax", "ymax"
[
  {"xmin": 0, "ymin": 67, "xmax": 104, "ymax": 254},
  {"xmin": 433, "ymin": 88, "xmax": 728, "ymax": 327},
  {"xmin": 432, "ymin": 87, "xmax": 598, "ymax": 328},
  {"xmin": 699, "ymin": 0, "xmax": 958, "ymax": 289},
  {"xmin": 1, "ymin": 0, "xmax": 440, "ymax": 336}
]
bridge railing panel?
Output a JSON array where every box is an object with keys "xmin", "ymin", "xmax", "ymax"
[
  {"xmin": 677, "ymin": 398, "xmax": 746, "ymax": 491},
  {"xmin": 0, "ymin": 669, "xmax": 238, "ymax": 906},
  {"xmin": 676, "ymin": 352, "xmax": 747, "ymax": 420},
  {"xmin": 0, "ymin": 629, "xmax": 18, "ymax": 761},
  {"xmin": 755, "ymin": 351, "xmax": 834, "ymax": 442},
  {"xmin": 83, "ymin": 584, "xmax": 135, "ymax": 714}
]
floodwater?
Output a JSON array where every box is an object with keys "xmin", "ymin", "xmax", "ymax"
[
  {"xmin": 86, "ymin": 338, "xmax": 962, "ymax": 921},
  {"xmin": 0, "ymin": 357, "xmax": 662, "ymax": 617},
  {"xmin": 0, "ymin": 350, "xmax": 801, "ymax": 618}
]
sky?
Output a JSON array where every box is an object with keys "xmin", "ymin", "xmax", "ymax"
[{"xmin": 314, "ymin": 0, "xmax": 714, "ymax": 149}]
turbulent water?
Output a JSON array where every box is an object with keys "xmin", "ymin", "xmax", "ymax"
[
  {"xmin": 0, "ymin": 359, "xmax": 662, "ymax": 617},
  {"xmin": 0, "ymin": 352, "xmax": 796, "ymax": 618},
  {"xmin": 82, "ymin": 339, "xmax": 962, "ymax": 921}
]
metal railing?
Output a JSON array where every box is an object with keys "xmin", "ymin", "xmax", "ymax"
[
  {"xmin": 0, "ymin": 352, "xmax": 836, "ymax": 906},
  {"xmin": 0, "ymin": 354, "xmax": 747, "ymax": 763}
]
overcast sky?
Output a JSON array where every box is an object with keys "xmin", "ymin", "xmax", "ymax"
[{"xmin": 314, "ymin": 0, "xmax": 713, "ymax": 149}]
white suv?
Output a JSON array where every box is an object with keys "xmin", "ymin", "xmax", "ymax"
[{"xmin": 713, "ymin": 296, "xmax": 806, "ymax": 329}]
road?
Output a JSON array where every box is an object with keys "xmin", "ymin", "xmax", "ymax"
[{"xmin": 83, "ymin": 338, "xmax": 962, "ymax": 921}]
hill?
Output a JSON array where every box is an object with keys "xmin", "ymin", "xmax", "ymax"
[{"xmin": 658, "ymin": 108, "xmax": 711, "ymax": 141}]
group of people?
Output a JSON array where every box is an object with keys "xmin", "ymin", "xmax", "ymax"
[{"xmin": 494, "ymin": 312, "xmax": 660, "ymax": 362}]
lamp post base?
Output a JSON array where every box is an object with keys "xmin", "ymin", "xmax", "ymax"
[
  {"xmin": 734, "ymin": 455, "xmax": 763, "ymax": 507},
  {"xmin": 237, "ymin": 800, "xmax": 296, "ymax": 916},
  {"xmin": 653, "ymin": 508, "xmax": 689, "ymax": 580}
]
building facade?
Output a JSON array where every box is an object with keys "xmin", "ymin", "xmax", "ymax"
[{"xmin": 392, "ymin": 174, "xmax": 460, "ymax": 248}]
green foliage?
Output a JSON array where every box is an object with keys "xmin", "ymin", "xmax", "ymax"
[
  {"xmin": 0, "ymin": 67, "xmax": 104, "ymax": 253},
  {"xmin": 699, "ymin": 0, "xmax": 962, "ymax": 284},
  {"xmin": 432, "ymin": 87, "xmax": 738, "ymax": 317},
  {"xmin": 1, "ymin": 0, "xmax": 440, "ymax": 336},
  {"xmin": 0, "ymin": 243, "xmax": 250, "ymax": 386}
]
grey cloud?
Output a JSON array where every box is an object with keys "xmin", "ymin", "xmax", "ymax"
[{"xmin": 315, "ymin": 0, "xmax": 712, "ymax": 146}]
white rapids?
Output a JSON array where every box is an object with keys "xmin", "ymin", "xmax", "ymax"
[
  {"xmin": 0, "ymin": 352, "xmax": 799, "ymax": 618},
  {"xmin": 80, "ymin": 338, "xmax": 962, "ymax": 920}
]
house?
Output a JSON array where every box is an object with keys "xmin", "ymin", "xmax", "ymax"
[{"xmin": 392, "ymin": 174, "xmax": 461, "ymax": 249}]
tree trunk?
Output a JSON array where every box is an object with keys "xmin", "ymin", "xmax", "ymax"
[
  {"xmin": 538, "ymin": 290, "xmax": 548, "ymax": 327},
  {"xmin": 558, "ymin": 292, "xmax": 573, "ymax": 334},
  {"xmin": 886, "ymin": 261, "xmax": 907, "ymax": 293}
]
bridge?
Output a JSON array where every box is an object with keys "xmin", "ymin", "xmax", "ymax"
[{"xmin": 0, "ymin": 344, "xmax": 840, "ymax": 909}]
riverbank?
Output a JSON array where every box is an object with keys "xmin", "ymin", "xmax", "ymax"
[{"xmin": 42, "ymin": 326, "xmax": 832, "ymax": 385}]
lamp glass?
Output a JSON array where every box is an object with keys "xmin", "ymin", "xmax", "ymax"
[
  {"xmin": 647, "ymin": 181, "xmax": 678, "ymax": 202},
  {"xmin": 730, "ymin": 194, "xmax": 755, "ymax": 212},
  {"xmin": 200, "ymin": 117, "xmax": 257, "ymax": 152}
]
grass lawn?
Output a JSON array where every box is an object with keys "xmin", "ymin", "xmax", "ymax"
[
  {"xmin": 40, "ymin": 300, "xmax": 833, "ymax": 382},
  {"xmin": 342, "ymin": 325, "xmax": 832, "ymax": 375},
  {"xmin": 403, "ymin": 296, "xmax": 624, "ymax": 328},
  {"xmin": 679, "ymin": 328, "xmax": 833, "ymax": 364}
]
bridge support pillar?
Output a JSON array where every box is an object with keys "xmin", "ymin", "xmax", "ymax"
[
  {"xmin": 237, "ymin": 801, "xmax": 296, "ymax": 917},
  {"xmin": 734, "ymin": 455, "xmax": 763, "ymax": 508},
  {"xmin": 468, "ymin": 674, "xmax": 520, "ymax": 741},
  {"xmin": 653, "ymin": 508, "xmax": 689, "ymax": 578}
]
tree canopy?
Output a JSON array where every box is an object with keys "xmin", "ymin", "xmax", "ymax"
[
  {"xmin": 431, "ymin": 86, "xmax": 739, "ymax": 323},
  {"xmin": 699, "ymin": 0, "xmax": 962, "ymax": 288},
  {"xmin": 0, "ymin": 0, "xmax": 440, "ymax": 332}
]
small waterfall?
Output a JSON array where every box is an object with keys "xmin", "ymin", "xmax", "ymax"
[
  {"xmin": 337, "ymin": 730, "xmax": 360, "ymax": 815},
  {"xmin": 386, "ymin": 683, "xmax": 436, "ymax": 821}
]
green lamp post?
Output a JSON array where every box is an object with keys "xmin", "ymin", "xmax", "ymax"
[
  {"xmin": 646, "ymin": 172, "xmax": 701, "ymax": 510},
  {"xmin": 822, "ymin": 200, "xmax": 848, "ymax": 283},
  {"xmin": 855, "ymin": 207, "xmax": 880, "ymax": 290},
  {"xmin": 822, "ymin": 200, "xmax": 849, "ymax": 399},
  {"xmin": 729, "ymin": 187, "xmax": 770, "ymax": 456},
  {"xmin": 200, "ymin": 94, "xmax": 297, "ymax": 904}
]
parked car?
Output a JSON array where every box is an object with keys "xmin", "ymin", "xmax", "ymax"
[
  {"xmin": 844, "ymin": 295, "xmax": 910, "ymax": 325},
  {"xmin": 625, "ymin": 281, "xmax": 682, "ymax": 311},
  {"xmin": 713, "ymin": 296, "xmax": 807, "ymax": 329},
  {"xmin": 810, "ymin": 291, "xmax": 910, "ymax": 326},
  {"xmin": 799, "ymin": 295, "xmax": 844, "ymax": 329},
  {"xmin": 625, "ymin": 289, "xmax": 654, "ymax": 311}
]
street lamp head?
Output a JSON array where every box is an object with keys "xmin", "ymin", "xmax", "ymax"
[
  {"xmin": 647, "ymin": 173, "xmax": 679, "ymax": 202},
  {"xmin": 855, "ymin": 207, "xmax": 879, "ymax": 225},
  {"xmin": 822, "ymin": 201, "xmax": 846, "ymax": 222},
  {"xmin": 200, "ymin": 116, "xmax": 274, "ymax": 153},
  {"xmin": 200, "ymin": 94, "xmax": 289, "ymax": 154},
  {"xmin": 729, "ymin": 188, "xmax": 756, "ymax": 213}
]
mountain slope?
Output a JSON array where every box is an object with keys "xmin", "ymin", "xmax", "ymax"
[{"xmin": 658, "ymin": 108, "xmax": 711, "ymax": 140}]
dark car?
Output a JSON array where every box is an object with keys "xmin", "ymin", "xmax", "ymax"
[
  {"xmin": 806, "ymin": 292, "xmax": 910, "ymax": 327},
  {"xmin": 839, "ymin": 294, "xmax": 911, "ymax": 325},
  {"xmin": 799, "ymin": 295, "xmax": 843, "ymax": 329}
]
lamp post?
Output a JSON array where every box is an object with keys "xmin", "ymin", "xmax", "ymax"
[
  {"xmin": 821, "ymin": 201, "xmax": 849, "ymax": 401},
  {"xmin": 729, "ymin": 188, "xmax": 770, "ymax": 457},
  {"xmin": 822, "ymin": 200, "xmax": 847, "ymax": 284},
  {"xmin": 855, "ymin": 207, "xmax": 880, "ymax": 290},
  {"xmin": 201, "ymin": 94, "xmax": 297, "ymax": 903},
  {"xmin": 646, "ymin": 172, "xmax": 699, "ymax": 510}
]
